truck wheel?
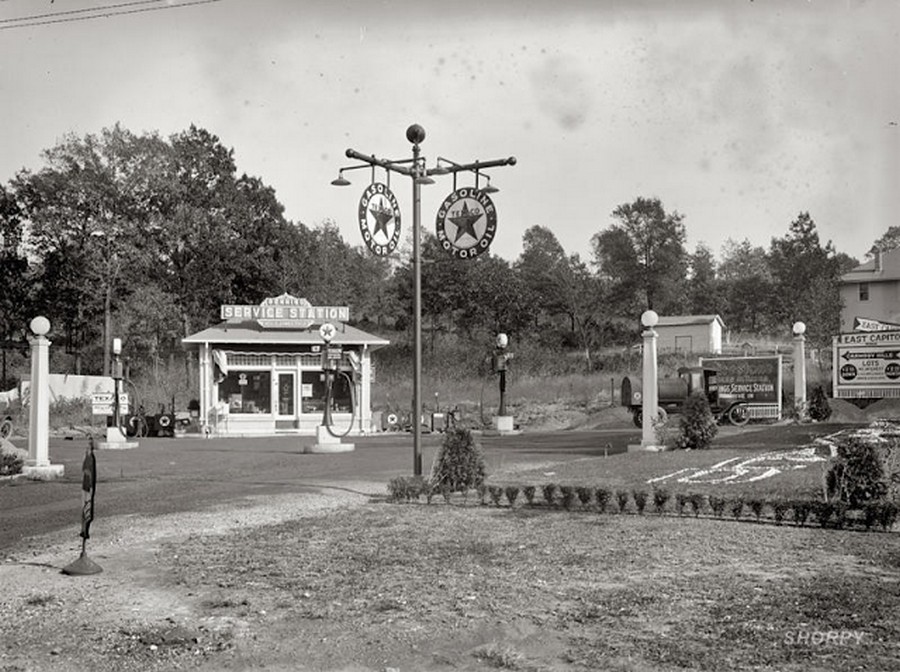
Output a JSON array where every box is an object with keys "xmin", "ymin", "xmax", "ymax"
[
  {"xmin": 728, "ymin": 405, "xmax": 750, "ymax": 427},
  {"xmin": 632, "ymin": 411, "xmax": 642, "ymax": 428},
  {"xmin": 633, "ymin": 408, "xmax": 666, "ymax": 428}
]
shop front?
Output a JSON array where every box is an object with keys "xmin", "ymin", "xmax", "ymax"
[{"xmin": 182, "ymin": 294, "xmax": 389, "ymax": 437}]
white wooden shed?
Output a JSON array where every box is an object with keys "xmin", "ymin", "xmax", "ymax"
[{"xmin": 654, "ymin": 314, "xmax": 725, "ymax": 354}]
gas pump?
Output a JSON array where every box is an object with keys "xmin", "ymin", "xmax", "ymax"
[{"xmin": 318, "ymin": 322, "xmax": 357, "ymax": 438}]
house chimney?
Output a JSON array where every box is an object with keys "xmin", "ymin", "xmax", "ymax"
[{"xmin": 875, "ymin": 249, "xmax": 883, "ymax": 272}]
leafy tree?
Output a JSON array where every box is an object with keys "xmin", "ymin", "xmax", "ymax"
[
  {"xmin": 515, "ymin": 225, "xmax": 571, "ymax": 331},
  {"xmin": 768, "ymin": 212, "xmax": 843, "ymax": 346},
  {"xmin": 718, "ymin": 239, "xmax": 775, "ymax": 333},
  {"xmin": 867, "ymin": 225, "xmax": 900, "ymax": 257},
  {"xmin": 591, "ymin": 197, "xmax": 688, "ymax": 314},
  {"xmin": 0, "ymin": 185, "xmax": 32, "ymax": 387},
  {"xmin": 685, "ymin": 243, "xmax": 722, "ymax": 315}
]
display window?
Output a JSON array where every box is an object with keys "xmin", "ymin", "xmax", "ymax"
[
  {"xmin": 301, "ymin": 371, "xmax": 353, "ymax": 414},
  {"xmin": 218, "ymin": 371, "xmax": 271, "ymax": 414}
]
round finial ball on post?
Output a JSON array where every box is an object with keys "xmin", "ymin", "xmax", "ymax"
[
  {"xmin": 30, "ymin": 316, "xmax": 50, "ymax": 336},
  {"xmin": 792, "ymin": 321, "xmax": 806, "ymax": 336},
  {"xmin": 496, "ymin": 333, "xmax": 508, "ymax": 349},
  {"xmin": 406, "ymin": 124, "xmax": 426, "ymax": 145},
  {"xmin": 641, "ymin": 310, "xmax": 659, "ymax": 329}
]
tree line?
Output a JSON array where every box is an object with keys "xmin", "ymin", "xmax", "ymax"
[{"xmin": 0, "ymin": 123, "xmax": 868, "ymax": 386}]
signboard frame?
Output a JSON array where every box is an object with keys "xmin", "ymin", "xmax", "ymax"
[
  {"xmin": 833, "ymin": 330, "xmax": 900, "ymax": 399},
  {"xmin": 699, "ymin": 355, "xmax": 783, "ymax": 419}
]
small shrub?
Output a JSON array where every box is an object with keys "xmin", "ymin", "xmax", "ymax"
[
  {"xmin": 0, "ymin": 451, "xmax": 24, "ymax": 476},
  {"xmin": 476, "ymin": 483, "xmax": 488, "ymax": 506},
  {"xmin": 729, "ymin": 499, "xmax": 744, "ymax": 520},
  {"xmin": 423, "ymin": 481, "xmax": 435, "ymax": 504},
  {"xmin": 675, "ymin": 493, "xmax": 689, "ymax": 516},
  {"xmin": 747, "ymin": 499, "xmax": 765, "ymax": 522},
  {"xmin": 632, "ymin": 490, "xmax": 648, "ymax": 515},
  {"xmin": 771, "ymin": 500, "xmax": 789, "ymax": 526},
  {"xmin": 863, "ymin": 502, "xmax": 881, "ymax": 531},
  {"xmin": 709, "ymin": 495, "xmax": 727, "ymax": 518},
  {"xmin": 504, "ymin": 485, "xmax": 520, "ymax": 507},
  {"xmin": 814, "ymin": 501, "xmax": 835, "ymax": 528},
  {"xmin": 488, "ymin": 485, "xmax": 504, "ymax": 506},
  {"xmin": 688, "ymin": 493, "xmax": 706, "ymax": 517},
  {"xmin": 615, "ymin": 490, "xmax": 629, "ymax": 514},
  {"xmin": 431, "ymin": 427, "xmax": 487, "ymax": 494},
  {"xmin": 595, "ymin": 487, "xmax": 611, "ymax": 513},
  {"xmin": 831, "ymin": 502, "xmax": 848, "ymax": 529},
  {"xmin": 407, "ymin": 475, "xmax": 427, "ymax": 501},
  {"xmin": 440, "ymin": 483, "xmax": 452, "ymax": 505},
  {"xmin": 576, "ymin": 486, "xmax": 593, "ymax": 508},
  {"xmin": 808, "ymin": 384, "xmax": 832, "ymax": 422},
  {"xmin": 387, "ymin": 476, "xmax": 408, "ymax": 502},
  {"xmin": 652, "ymin": 488, "xmax": 671, "ymax": 515},
  {"xmin": 542, "ymin": 483, "xmax": 557, "ymax": 507},
  {"xmin": 676, "ymin": 392, "xmax": 718, "ymax": 450},
  {"xmin": 879, "ymin": 501, "xmax": 899, "ymax": 531},
  {"xmin": 792, "ymin": 500, "xmax": 812, "ymax": 526},
  {"xmin": 825, "ymin": 436, "xmax": 889, "ymax": 506},
  {"xmin": 560, "ymin": 485, "xmax": 576, "ymax": 510},
  {"xmin": 522, "ymin": 485, "xmax": 536, "ymax": 506}
]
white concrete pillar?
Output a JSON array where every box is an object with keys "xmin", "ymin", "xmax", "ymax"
[
  {"xmin": 24, "ymin": 316, "xmax": 64, "ymax": 480},
  {"xmin": 793, "ymin": 321, "xmax": 807, "ymax": 410},
  {"xmin": 641, "ymin": 310, "xmax": 660, "ymax": 449}
]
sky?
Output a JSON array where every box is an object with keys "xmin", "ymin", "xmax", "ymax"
[{"xmin": 1, "ymin": 0, "xmax": 898, "ymax": 265}]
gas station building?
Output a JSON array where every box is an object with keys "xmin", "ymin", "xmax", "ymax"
[{"xmin": 182, "ymin": 294, "xmax": 389, "ymax": 437}]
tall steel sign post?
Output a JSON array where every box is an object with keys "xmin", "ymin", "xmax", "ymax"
[{"xmin": 332, "ymin": 124, "xmax": 515, "ymax": 475}]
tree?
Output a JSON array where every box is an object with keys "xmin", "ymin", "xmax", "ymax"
[
  {"xmin": 867, "ymin": 226, "xmax": 900, "ymax": 257},
  {"xmin": 685, "ymin": 243, "xmax": 722, "ymax": 315},
  {"xmin": 591, "ymin": 197, "xmax": 687, "ymax": 314},
  {"xmin": 0, "ymin": 185, "xmax": 32, "ymax": 387},
  {"xmin": 718, "ymin": 239, "xmax": 775, "ymax": 333},
  {"xmin": 768, "ymin": 212, "xmax": 843, "ymax": 346},
  {"xmin": 514, "ymin": 225, "xmax": 570, "ymax": 331}
]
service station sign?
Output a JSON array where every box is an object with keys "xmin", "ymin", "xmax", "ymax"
[{"xmin": 221, "ymin": 294, "xmax": 349, "ymax": 330}]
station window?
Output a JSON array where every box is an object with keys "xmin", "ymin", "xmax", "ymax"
[
  {"xmin": 859, "ymin": 283, "xmax": 869, "ymax": 301},
  {"xmin": 218, "ymin": 371, "xmax": 271, "ymax": 414},
  {"xmin": 300, "ymin": 371, "xmax": 352, "ymax": 414}
]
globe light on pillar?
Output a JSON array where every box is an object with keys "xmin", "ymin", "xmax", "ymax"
[
  {"xmin": 23, "ymin": 316, "xmax": 64, "ymax": 480},
  {"xmin": 641, "ymin": 310, "xmax": 660, "ymax": 449},
  {"xmin": 792, "ymin": 321, "xmax": 807, "ymax": 411}
]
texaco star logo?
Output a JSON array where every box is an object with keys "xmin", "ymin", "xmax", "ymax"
[
  {"xmin": 358, "ymin": 183, "xmax": 401, "ymax": 256},
  {"xmin": 435, "ymin": 187, "xmax": 497, "ymax": 259}
]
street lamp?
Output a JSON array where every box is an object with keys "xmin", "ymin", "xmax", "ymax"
[
  {"xmin": 792, "ymin": 321, "xmax": 807, "ymax": 411},
  {"xmin": 332, "ymin": 124, "xmax": 515, "ymax": 475},
  {"xmin": 640, "ymin": 310, "xmax": 659, "ymax": 449},
  {"xmin": 112, "ymin": 337, "xmax": 124, "ymax": 441}
]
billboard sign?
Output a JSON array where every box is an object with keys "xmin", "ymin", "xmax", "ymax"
[
  {"xmin": 700, "ymin": 356, "xmax": 782, "ymax": 408},
  {"xmin": 833, "ymin": 330, "xmax": 900, "ymax": 398}
]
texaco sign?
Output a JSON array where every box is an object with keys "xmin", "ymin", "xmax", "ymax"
[
  {"xmin": 435, "ymin": 187, "xmax": 497, "ymax": 259},
  {"xmin": 358, "ymin": 182, "xmax": 401, "ymax": 256}
]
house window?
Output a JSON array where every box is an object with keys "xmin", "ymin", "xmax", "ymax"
[{"xmin": 859, "ymin": 283, "xmax": 869, "ymax": 301}]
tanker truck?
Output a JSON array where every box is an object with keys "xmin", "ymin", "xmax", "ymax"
[{"xmin": 621, "ymin": 356, "xmax": 783, "ymax": 428}]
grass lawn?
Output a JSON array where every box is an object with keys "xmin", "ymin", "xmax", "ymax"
[{"xmin": 162, "ymin": 500, "xmax": 900, "ymax": 672}]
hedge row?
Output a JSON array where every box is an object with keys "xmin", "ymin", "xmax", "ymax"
[{"xmin": 385, "ymin": 478, "xmax": 898, "ymax": 532}]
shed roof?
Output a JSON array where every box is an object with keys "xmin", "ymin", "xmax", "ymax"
[
  {"xmin": 182, "ymin": 320, "xmax": 390, "ymax": 349},
  {"xmin": 655, "ymin": 314, "xmax": 725, "ymax": 328}
]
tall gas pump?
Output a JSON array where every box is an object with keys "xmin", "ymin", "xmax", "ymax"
[{"xmin": 307, "ymin": 322, "xmax": 355, "ymax": 453}]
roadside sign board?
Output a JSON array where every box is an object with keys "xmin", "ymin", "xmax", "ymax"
[
  {"xmin": 91, "ymin": 392, "xmax": 129, "ymax": 416},
  {"xmin": 834, "ymin": 331, "xmax": 900, "ymax": 398},
  {"xmin": 699, "ymin": 356, "xmax": 782, "ymax": 405}
]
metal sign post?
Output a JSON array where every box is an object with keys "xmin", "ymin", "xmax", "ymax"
[
  {"xmin": 331, "ymin": 124, "xmax": 515, "ymax": 475},
  {"xmin": 62, "ymin": 436, "xmax": 102, "ymax": 576}
]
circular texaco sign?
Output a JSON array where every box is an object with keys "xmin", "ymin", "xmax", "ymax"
[
  {"xmin": 435, "ymin": 187, "xmax": 497, "ymax": 259},
  {"xmin": 358, "ymin": 182, "xmax": 401, "ymax": 256}
]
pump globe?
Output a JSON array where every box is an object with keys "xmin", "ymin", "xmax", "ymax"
[
  {"xmin": 30, "ymin": 316, "xmax": 50, "ymax": 336},
  {"xmin": 496, "ymin": 333, "xmax": 508, "ymax": 349},
  {"xmin": 641, "ymin": 310, "xmax": 659, "ymax": 329}
]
